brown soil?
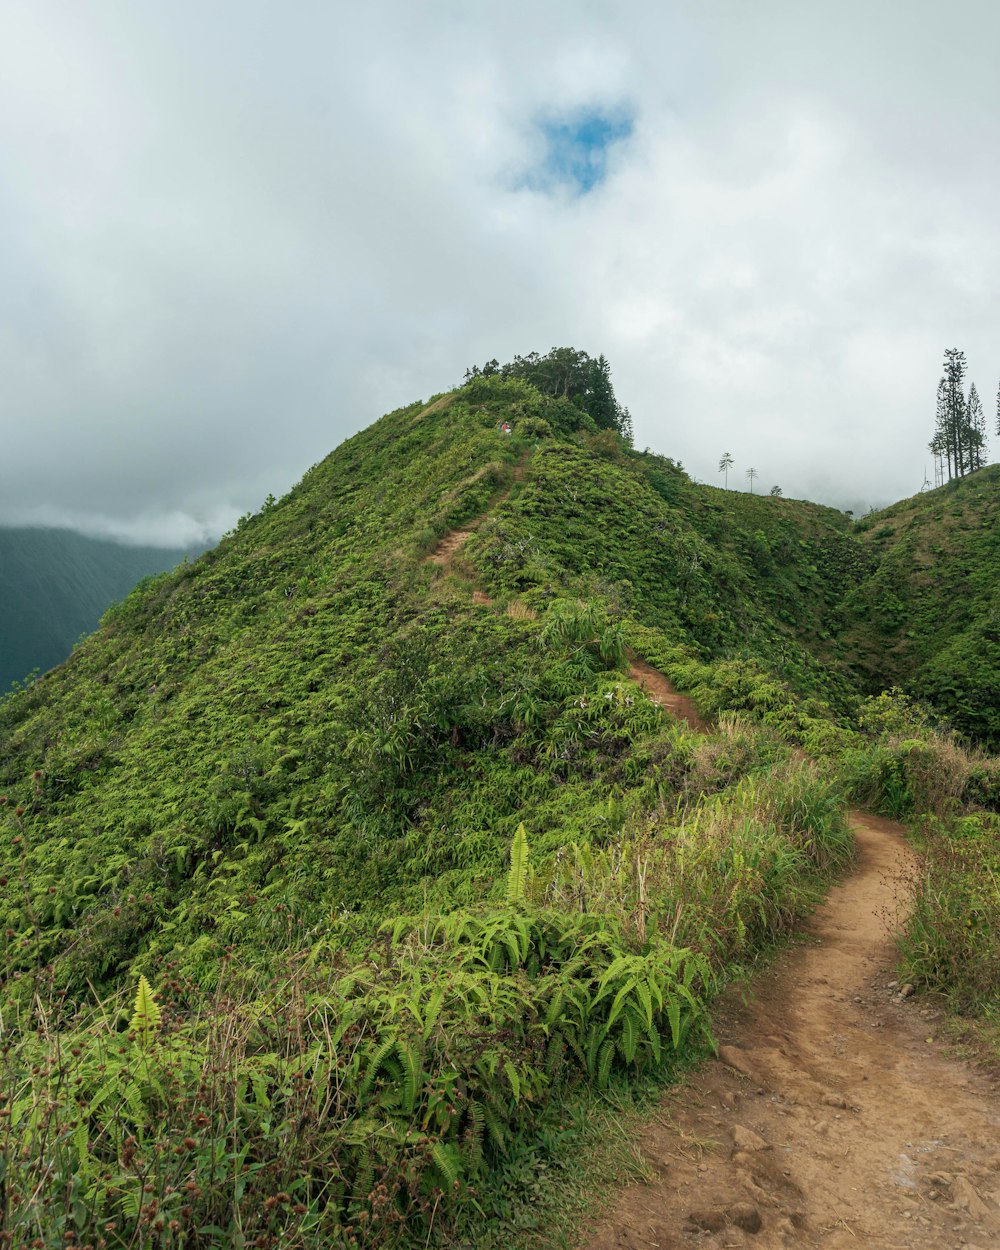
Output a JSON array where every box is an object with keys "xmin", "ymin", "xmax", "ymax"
[
  {"xmin": 429, "ymin": 527, "xmax": 475, "ymax": 566},
  {"xmin": 582, "ymin": 683, "xmax": 1000, "ymax": 1248},
  {"xmin": 411, "ymin": 393, "xmax": 456, "ymax": 423},
  {"xmin": 628, "ymin": 659, "xmax": 711, "ymax": 734}
]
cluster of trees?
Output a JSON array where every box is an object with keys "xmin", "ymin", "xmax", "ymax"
[
  {"xmin": 718, "ymin": 452, "xmax": 781, "ymax": 497},
  {"xmin": 929, "ymin": 348, "xmax": 997, "ymax": 485},
  {"xmin": 464, "ymin": 347, "xmax": 633, "ymax": 443}
]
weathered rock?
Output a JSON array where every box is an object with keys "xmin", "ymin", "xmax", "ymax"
[
  {"xmin": 952, "ymin": 1176, "xmax": 991, "ymax": 1220},
  {"xmin": 688, "ymin": 1207, "xmax": 727, "ymax": 1232},
  {"xmin": 718, "ymin": 1044, "xmax": 757, "ymax": 1079},
  {"xmin": 899, "ymin": 983, "xmax": 915, "ymax": 999},
  {"xmin": 821, "ymin": 1093, "xmax": 849, "ymax": 1109},
  {"xmin": 732, "ymin": 1125, "xmax": 770, "ymax": 1153},
  {"xmin": 728, "ymin": 1202, "xmax": 763, "ymax": 1233}
]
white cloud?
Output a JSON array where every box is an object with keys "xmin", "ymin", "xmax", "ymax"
[{"xmin": 1, "ymin": 0, "xmax": 1000, "ymax": 540}]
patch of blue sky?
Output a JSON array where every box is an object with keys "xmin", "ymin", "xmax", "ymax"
[{"xmin": 526, "ymin": 108, "xmax": 635, "ymax": 195}]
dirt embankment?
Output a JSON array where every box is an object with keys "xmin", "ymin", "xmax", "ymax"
[{"xmin": 583, "ymin": 669, "xmax": 1000, "ymax": 1250}]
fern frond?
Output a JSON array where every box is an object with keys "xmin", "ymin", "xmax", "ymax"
[
  {"xmin": 432, "ymin": 1142, "xmax": 462, "ymax": 1189},
  {"xmin": 597, "ymin": 1039, "xmax": 615, "ymax": 1089},
  {"xmin": 506, "ymin": 823, "xmax": 530, "ymax": 905},
  {"xmin": 129, "ymin": 975, "xmax": 161, "ymax": 1048}
]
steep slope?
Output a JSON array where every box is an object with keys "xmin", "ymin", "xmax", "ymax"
[
  {"xmin": 839, "ymin": 465, "xmax": 1000, "ymax": 743},
  {"xmin": 0, "ymin": 378, "xmax": 859, "ymax": 997},
  {"xmin": 0, "ymin": 526, "xmax": 197, "ymax": 693}
]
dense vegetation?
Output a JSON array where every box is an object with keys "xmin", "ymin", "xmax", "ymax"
[
  {"xmin": 0, "ymin": 527, "xmax": 197, "ymax": 694},
  {"xmin": 843, "ymin": 464, "xmax": 1000, "ymax": 744},
  {"xmin": 2, "ymin": 359, "xmax": 999, "ymax": 1247}
]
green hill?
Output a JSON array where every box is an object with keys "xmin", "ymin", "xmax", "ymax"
[
  {"xmin": 1, "ymin": 359, "xmax": 997, "ymax": 1247},
  {"xmin": 840, "ymin": 465, "xmax": 1000, "ymax": 743},
  {"xmin": 0, "ymin": 526, "xmax": 198, "ymax": 693},
  {"xmin": 0, "ymin": 378, "xmax": 866, "ymax": 989}
]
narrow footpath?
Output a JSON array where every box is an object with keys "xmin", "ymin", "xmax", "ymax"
[{"xmin": 583, "ymin": 675, "xmax": 1000, "ymax": 1250}]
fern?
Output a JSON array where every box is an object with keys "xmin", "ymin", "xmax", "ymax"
[
  {"xmin": 431, "ymin": 1141, "xmax": 462, "ymax": 1189},
  {"xmin": 597, "ymin": 1039, "xmax": 615, "ymax": 1089},
  {"xmin": 506, "ymin": 823, "xmax": 530, "ymax": 905},
  {"xmin": 129, "ymin": 974, "xmax": 161, "ymax": 1048}
]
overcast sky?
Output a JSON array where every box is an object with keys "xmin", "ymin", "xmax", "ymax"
[{"xmin": 2, "ymin": 0, "xmax": 999, "ymax": 544}]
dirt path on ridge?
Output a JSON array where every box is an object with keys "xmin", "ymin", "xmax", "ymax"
[
  {"xmin": 581, "ymin": 672, "xmax": 1000, "ymax": 1250},
  {"xmin": 428, "ymin": 458, "xmax": 529, "ymax": 570}
]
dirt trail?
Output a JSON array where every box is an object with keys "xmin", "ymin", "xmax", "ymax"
[
  {"xmin": 427, "ymin": 458, "xmax": 529, "ymax": 569},
  {"xmin": 429, "ymin": 527, "xmax": 475, "ymax": 566},
  {"xmin": 628, "ymin": 659, "xmax": 711, "ymax": 734},
  {"xmin": 583, "ymin": 676, "xmax": 1000, "ymax": 1250}
]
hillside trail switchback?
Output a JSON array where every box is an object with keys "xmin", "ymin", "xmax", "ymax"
[{"xmin": 583, "ymin": 668, "xmax": 1000, "ymax": 1250}]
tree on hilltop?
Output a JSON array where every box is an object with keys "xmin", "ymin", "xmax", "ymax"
[
  {"xmin": 718, "ymin": 451, "xmax": 734, "ymax": 489},
  {"xmin": 463, "ymin": 347, "xmax": 633, "ymax": 443},
  {"xmin": 746, "ymin": 467, "xmax": 758, "ymax": 494},
  {"xmin": 929, "ymin": 348, "xmax": 984, "ymax": 483},
  {"xmin": 967, "ymin": 383, "xmax": 986, "ymax": 471}
]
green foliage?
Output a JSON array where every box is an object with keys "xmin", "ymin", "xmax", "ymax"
[
  {"xmin": 2, "ymin": 901, "xmax": 713, "ymax": 1246},
  {"xmin": 841, "ymin": 465, "xmax": 1000, "ymax": 745},
  {"xmin": 840, "ymin": 690, "xmax": 1000, "ymax": 820},
  {"xmin": 464, "ymin": 348, "xmax": 632, "ymax": 441},
  {"xmin": 5, "ymin": 355, "xmax": 1000, "ymax": 1243},
  {"xmin": 128, "ymin": 973, "xmax": 162, "ymax": 1047},
  {"xmin": 899, "ymin": 812, "xmax": 1000, "ymax": 1011},
  {"xmin": 506, "ymin": 824, "xmax": 530, "ymax": 904}
]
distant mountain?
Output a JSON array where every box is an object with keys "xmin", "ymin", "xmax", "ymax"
[{"xmin": 0, "ymin": 527, "xmax": 200, "ymax": 692}]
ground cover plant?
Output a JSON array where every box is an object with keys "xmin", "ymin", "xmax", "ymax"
[{"xmin": 2, "ymin": 355, "xmax": 1000, "ymax": 1245}]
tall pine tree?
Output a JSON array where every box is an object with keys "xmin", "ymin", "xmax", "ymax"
[
  {"xmin": 995, "ymin": 378, "xmax": 1000, "ymax": 439},
  {"xmin": 966, "ymin": 383, "xmax": 986, "ymax": 471},
  {"xmin": 930, "ymin": 348, "xmax": 982, "ymax": 482}
]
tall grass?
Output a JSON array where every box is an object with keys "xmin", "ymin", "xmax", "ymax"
[
  {"xmin": 533, "ymin": 758, "xmax": 852, "ymax": 969},
  {"xmin": 898, "ymin": 813, "xmax": 1000, "ymax": 1013}
]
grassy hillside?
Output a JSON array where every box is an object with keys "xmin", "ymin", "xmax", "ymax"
[
  {"xmin": 0, "ymin": 526, "xmax": 198, "ymax": 693},
  {"xmin": 0, "ymin": 381, "xmax": 866, "ymax": 992},
  {"xmin": 841, "ymin": 465, "xmax": 1000, "ymax": 743},
  {"xmin": 1, "ymin": 367, "xmax": 997, "ymax": 1247}
]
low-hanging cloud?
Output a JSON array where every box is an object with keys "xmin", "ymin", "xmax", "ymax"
[{"xmin": 2, "ymin": 0, "xmax": 999, "ymax": 545}]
